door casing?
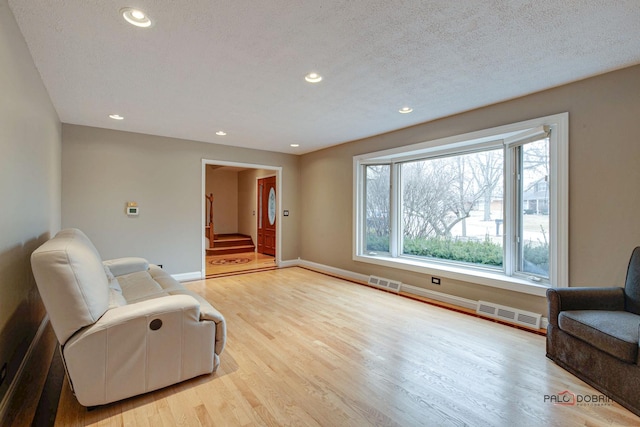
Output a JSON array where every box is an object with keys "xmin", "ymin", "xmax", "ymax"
[{"xmin": 201, "ymin": 159, "xmax": 282, "ymax": 278}]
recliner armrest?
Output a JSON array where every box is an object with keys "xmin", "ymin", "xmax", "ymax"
[
  {"xmin": 547, "ymin": 287, "xmax": 625, "ymax": 327},
  {"xmin": 62, "ymin": 294, "xmax": 217, "ymax": 406},
  {"xmin": 103, "ymin": 257, "xmax": 149, "ymax": 277}
]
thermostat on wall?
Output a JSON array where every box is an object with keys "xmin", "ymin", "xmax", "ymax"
[{"xmin": 126, "ymin": 202, "xmax": 139, "ymax": 216}]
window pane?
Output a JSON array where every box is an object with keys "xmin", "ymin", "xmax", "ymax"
[
  {"xmin": 365, "ymin": 165, "xmax": 390, "ymax": 253},
  {"xmin": 519, "ymin": 139, "xmax": 550, "ymax": 278},
  {"xmin": 401, "ymin": 149, "xmax": 504, "ymax": 268}
]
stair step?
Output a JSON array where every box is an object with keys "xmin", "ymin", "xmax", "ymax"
[
  {"xmin": 205, "ymin": 233, "xmax": 256, "ymax": 255},
  {"xmin": 213, "ymin": 238, "xmax": 253, "ymax": 248}
]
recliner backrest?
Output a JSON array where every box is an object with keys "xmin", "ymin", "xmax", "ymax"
[
  {"xmin": 624, "ymin": 246, "xmax": 640, "ymax": 315},
  {"xmin": 31, "ymin": 228, "xmax": 110, "ymax": 345}
]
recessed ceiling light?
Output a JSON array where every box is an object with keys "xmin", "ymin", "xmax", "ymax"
[
  {"xmin": 304, "ymin": 72, "xmax": 322, "ymax": 83},
  {"xmin": 109, "ymin": 114, "xmax": 124, "ymax": 120},
  {"xmin": 120, "ymin": 7, "xmax": 152, "ymax": 28},
  {"xmin": 399, "ymin": 107, "xmax": 413, "ymax": 114},
  {"xmin": 216, "ymin": 131, "xmax": 227, "ymax": 136},
  {"xmin": 290, "ymin": 144, "xmax": 300, "ymax": 147}
]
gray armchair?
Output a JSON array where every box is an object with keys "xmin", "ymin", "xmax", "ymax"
[{"xmin": 546, "ymin": 246, "xmax": 640, "ymax": 416}]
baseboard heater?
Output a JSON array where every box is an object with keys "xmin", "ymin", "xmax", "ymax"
[
  {"xmin": 367, "ymin": 275, "xmax": 402, "ymax": 293},
  {"xmin": 476, "ymin": 300, "xmax": 542, "ymax": 329}
]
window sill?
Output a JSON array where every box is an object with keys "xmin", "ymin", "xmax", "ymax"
[{"xmin": 353, "ymin": 253, "xmax": 550, "ymax": 297}]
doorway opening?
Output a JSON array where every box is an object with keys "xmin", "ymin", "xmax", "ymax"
[{"xmin": 201, "ymin": 160, "xmax": 282, "ymax": 278}]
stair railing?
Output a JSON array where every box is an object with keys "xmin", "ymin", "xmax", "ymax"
[{"xmin": 206, "ymin": 193, "xmax": 214, "ymax": 248}]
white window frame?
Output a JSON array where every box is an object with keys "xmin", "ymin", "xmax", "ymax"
[{"xmin": 353, "ymin": 113, "xmax": 568, "ymax": 297}]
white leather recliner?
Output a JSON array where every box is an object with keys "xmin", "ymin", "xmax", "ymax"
[{"xmin": 31, "ymin": 228, "xmax": 226, "ymax": 407}]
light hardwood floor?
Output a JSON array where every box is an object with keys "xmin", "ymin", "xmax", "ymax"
[{"xmin": 54, "ymin": 267, "xmax": 638, "ymax": 426}]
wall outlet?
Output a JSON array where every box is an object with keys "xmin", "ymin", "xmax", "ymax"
[{"xmin": 431, "ymin": 277, "xmax": 441, "ymax": 285}]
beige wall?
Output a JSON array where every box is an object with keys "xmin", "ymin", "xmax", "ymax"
[
  {"xmin": 299, "ymin": 64, "xmax": 640, "ymax": 316},
  {"xmin": 205, "ymin": 166, "xmax": 238, "ymax": 235},
  {"xmin": 62, "ymin": 125, "xmax": 300, "ymax": 275},
  {"xmin": 0, "ymin": 0, "xmax": 60, "ymax": 409}
]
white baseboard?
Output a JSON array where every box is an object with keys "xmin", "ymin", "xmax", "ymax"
[
  {"xmin": 278, "ymin": 259, "xmax": 300, "ymax": 268},
  {"xmin": 172, "ymin": 271, "xmax": 203, "ymax": 282},
  {"xmin": 401, "ymin": 283, "xmax": 478, "ymax": 310},
  {"xmin": 297, "ymin": 259, "xmax": 476, "ymax": 310},
  {"xmin": 0, "ymin": 315, "xmax": 49, "ymax": 423},
  {"xmin": 541, "ymin": 317, "xmax": 549, "ymax": 329},
  {"xmin": 297, "ymin": 259, "xmax": 369, "ymax": 283}
]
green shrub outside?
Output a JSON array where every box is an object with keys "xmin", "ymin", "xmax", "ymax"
[
  {"xmin": 368, "ymin": 235, "xmax": 549, "ymax": 274},
  {"xmin": 366, "ymin": 234, "xmax": 390, "ymax": 252},
  {"xmin": 523, "ymin": 241, "xmax": 549, "ymax": 274},
  {"xmin": 403, "ymin": 236, "xmax": 503, "ymax": 266}
]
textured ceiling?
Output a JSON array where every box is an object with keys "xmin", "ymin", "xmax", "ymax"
[{"xmin": 8, "ymin": 0, "xmax": 640, "ymax": 154}]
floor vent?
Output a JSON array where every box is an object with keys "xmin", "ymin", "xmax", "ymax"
[
  {"xmin": 368, "ymin": 276, "xmax": 402, "ymax": 293},
  {"xmin": 476, "ymin": 300, "xmax": 541, "ymax": 329}
]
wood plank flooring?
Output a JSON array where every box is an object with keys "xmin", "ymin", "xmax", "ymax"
[{"xmin": 54, "ymin": 267, "xmax": 639, "ymax": 426}]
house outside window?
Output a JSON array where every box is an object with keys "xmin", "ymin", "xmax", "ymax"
[{"xmin": 353, "ymin": 113, "xmax": 568, "ymax": 296}]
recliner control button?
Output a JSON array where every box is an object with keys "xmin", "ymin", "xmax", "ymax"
[{"xmin": 149, "ymin": 319, "xmax": 162, "ymax": 330}]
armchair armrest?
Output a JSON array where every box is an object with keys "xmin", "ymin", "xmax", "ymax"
[
  {"xmin": 103, "ymin": 257, "xmax": 149, "ymax": 277},
  {"xmin": 63, "ymin": 294, "xmax": 217, "ymax": 406},
  {"xmin": 86, "ymin": 294, "xmax": 201, "ymax": 329},
  {"xmin": 547, "ymin": 287, "xmax": 625, "ymax": 327}
]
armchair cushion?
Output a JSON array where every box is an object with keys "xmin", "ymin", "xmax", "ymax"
[
  {"xmin": 31, "ymin": 229, "xmax": 110, "ymax": 343},
  {"xmin": 108, "ymin": 287, "xmax": 127, "ymax": 309},
  {"xmin": 116, "ymin": 265, "xmax": 226, "ymax": 354},
  {"xmin": 558, "ymin": 310, "xmax": 640, "ymax": 363}
]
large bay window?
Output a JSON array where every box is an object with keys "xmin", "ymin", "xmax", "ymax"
[{"xmin": 354, "ymin": 113, "xmax": 568, "ymax": 296}]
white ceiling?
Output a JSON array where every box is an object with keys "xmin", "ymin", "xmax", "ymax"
[{"xmin": 9, "ymin": 1, "xmax": 640, "ymax": 155}]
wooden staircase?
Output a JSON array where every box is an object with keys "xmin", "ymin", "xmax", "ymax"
[
  {"xmin": 206, "ymin": 234, "xmax": 256, "ymax": 256},
  {"xmin": 205, "ymin": 193, "xmax": 256, "ymax": 256}
]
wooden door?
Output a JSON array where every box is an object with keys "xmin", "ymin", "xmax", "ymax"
[{"xmin": 257, "ymin": 176, "xmax": 276, "ymax": 256}]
